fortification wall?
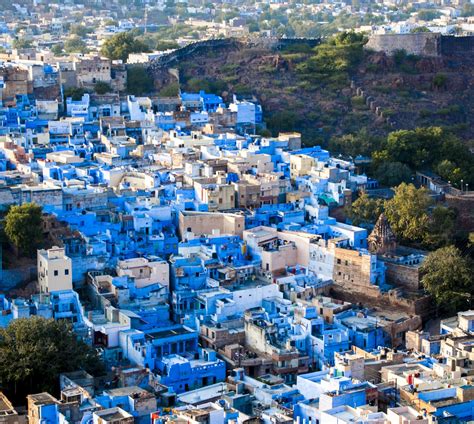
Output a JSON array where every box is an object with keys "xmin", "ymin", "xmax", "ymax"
[
  {"xmin": 365, "ymin": 33, "xmax": 441, "ymax": 57},
  {"xmin": 147, "ymin": 37, "xmax": 320, "ymax": 71},
  {"xmin": 366, "ymin": 33, "xmax": 474, "ymax": 58},
  {"xmin": 149, "ymin": 39, "xmax": 237, "ymax": 70},
  {"xmin": 441, "ymin": 35, "xmax": 474, "ymax": 55}
]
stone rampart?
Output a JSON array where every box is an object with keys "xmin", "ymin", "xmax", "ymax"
[{"xmin": 365, "ymin": 33, "xmax": 474, "ymax": 58}]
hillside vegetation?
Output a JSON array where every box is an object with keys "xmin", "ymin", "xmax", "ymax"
[{"xmin": 151, "ymin": 34, "xmax": 474, "ymax": 148}]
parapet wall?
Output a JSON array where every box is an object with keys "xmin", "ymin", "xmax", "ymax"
[
  {"xmin": 366, "ymin": 33, "xmax": 474, "ymax": 57},
  {"xmin": 441, "ymin": 35, "xmax": 474, "ymax": 55},
  {"xmin": 365, "ymin": 33, "xmax": 441, "ymax": 57},
  {"xmin": 148, "ymin": 37, "xmax": 320, "ymax": 70}
]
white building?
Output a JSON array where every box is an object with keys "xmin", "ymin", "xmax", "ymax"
[
  {"xmin": 116, "ymin": 256, "xmax": 170, "ymax": 289},
  {"xmin": 229, "ymin": 99, "xmax": 257, "ymax": 125}
]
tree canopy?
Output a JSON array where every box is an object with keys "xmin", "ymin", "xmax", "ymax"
[
  {"xmin": 70, "ymin": 24, "xmax": 93, "ymax": 38},
  {"xmin": 374, "ymin": 161, "xmax": 412, "ymax": 187},
  {"xmin": 328, "ymin": 129, "xmax": 382, "ymax": 158},
  {"xmin": 51, "ymin": 43, "xmax": 64, "ymax": 56},
  {"xmin": 94, "ymin": 81, "xmax": 112, "ymax": 95},
  {"xmin": 0, "ymin": 317, "xmax": 103, "ymax": 402},
  {"xmin": 4, "ymin": 203, "xmax": 43, "ymax": 256},
  {"xmin": 297, "ymin": 31, "xmax": 366, "ymax": 86},
  {"xmin": 159, "ymin": 82, "xmax": 180, "ymax": 97},
  {"xmin": 384, "ymin": 183, "xmax": 432, "ymax": 244},
  {"xmin": 421, "ymin": 246, "xmax": 473, "ymax": 314},
  {"xmin": 64, "ymin": 35, "xmax": 88, "ymax": 54},
  {"xmin": 373, "ymin": 127, "xmax": 474, "ymax": 187},
  {"xmin": 64, "ymin": 87, "xmax": 88, "ymax": 101},
  {"xmin": 12, "ymin": 37, "xmax": 32, "ymax": 49},
  {"xmin": 101, "ymin": 32, "xmax": 149, "ymax": 62},
  {"xmin": 346, "ymin": 192, "xmax": 385, "ymax": 227},
  {"xmin": 424, "ymin": 206, "xmax": 459, "ymax": 249},
  {"xmin": 348, "ymin": 183, "xmax": 458, "ymax": 249},
  {"xmin": 126, "ymin": 66, "xmax": 154, "ymax": 95}
]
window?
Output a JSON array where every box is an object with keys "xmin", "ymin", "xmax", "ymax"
[
  {"xmin": 65, "ymin": 269, "xmax": 69, "ymax": 275},
  {"xmin": 54, "ymin": 270, "xmax": 58, "ymax": 276}
]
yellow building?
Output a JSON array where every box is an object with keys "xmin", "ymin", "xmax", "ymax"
[
  {"xmin": 37, "ymin": 247, "xmax": 73, "ymax": 293},
  {"xmin": 290, "ymin": 154, "xmax": 316, "ymax": 179}
]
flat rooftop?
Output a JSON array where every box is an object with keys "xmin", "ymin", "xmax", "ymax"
[
  {"xmin": 177, "ymin": 382, "xmax": 228, "ymax": 405},
  {"xmin": 145, "ymin": 326, "xmax": 194, "ymax": 340},
  {"xmin": 28, "ymin": 392, "xmax": 58, "ymax": 405}
]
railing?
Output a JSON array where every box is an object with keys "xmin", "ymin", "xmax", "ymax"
[{"xmin": 445, "ymin": 186, "xmax": 474, "ymax": 197}]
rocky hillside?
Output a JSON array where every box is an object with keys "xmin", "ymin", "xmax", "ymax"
[{"xmin": 149, "ymin": 39, "xmax": 474, "ymax": 145}]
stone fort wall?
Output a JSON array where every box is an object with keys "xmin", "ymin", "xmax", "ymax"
[
  {"xmin": 148, "ymin": 37, "xmax": 321, "ymax": 70},
  {"xmin": 365, "ymin": 33, "xmax": 474, "ymax": 57}
]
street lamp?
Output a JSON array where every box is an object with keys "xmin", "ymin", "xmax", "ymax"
[{"xmin": 461, "ymin": 179, "xmax": 464, "ymax": 192}]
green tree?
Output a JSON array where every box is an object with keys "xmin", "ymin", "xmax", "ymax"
[
  {"xmin": 70, "ymin": 24, "xmax": 92, "ymax": 38},
  {"xmin": 433, "ymin": 73, "xmax": 447, "ymax": 89},
  {"xmin": 417, "ymin": 9, "xmax": 441, "ymax": 21},
  {"xmin": 420, "ymin": 246, "xmax": 473, "ymax": 314},
  {"xmin": 64, "ymin": 36, "xmax": 88, "ymax": 54},
  {"xmin": 266, "ymin": 111, "xmax": 301, "ymax": 136},
  {"xmin": 184, "ymin": 77, "xmax": 226, "ymax": 94},
  {"xmin": 328, "ymin": 129, "xmax": 382, "ymax": 158},
  {"xmin": 51, "ymin": 43, "xmax": 64, "ymax": 56},
  {"xmin": 94, "ymin": 81, "xmax": 112, "ymax": 94},
  {"xmin": 64, "ymin": 87, "xmax": 87, "ymax": 101},
  {"xmin": 411, "ymin": 26, "xmax": 431, "ymax": 33},
  {"xmin": 373, "ymin": 127, "xmax": 474, "ymax": 186},
  {"xmin": 374, "ymin": 161, "xmax": 412, "ymax": 187},
  {"xmin": 126, "ymin": 66, "xmax": 154, "ymax": 95},
  {"xmin": 374, "ymin": 127, "xmax": 440, "ymax": 169},
  {"xmin": 436, "ymin": 159, "xmax": 463, "ymax": 185},
  {"xmin": 346, "ymin": 192, "xmax": 385, "ymax": 227},
  {"xmin": 0, "ymin": 317, "xmax": 103, "ymax": 402},
  {"xmin": 384, "ymin": 183, "xmax": 432, "ymax": 243},
  {"xmin": 101, "ymin": 32, "xmax": 149, "ymax": 62},
  {"xmin": 4, "ymin": 203, "xmax": 43, "ymax": 256},
  {"xmin": 159, "ymin": 83, "xmax": 180, "ymax": 97},
  {"xmin": 297, "ymin": 31, "xmax": 366, "ymax": 86},
  {"xmin": 155, "ymin": 40, "xmax": 179, "ymax": 51},
  {"xmin": 462, "ymin": 3, "xmax": 474, "ymax": 17},
  {"xmin": 12, "ymin": 37, "xmax": 33, "ymax": 49},
  {"xmin": 424, "ymin": 206, "xmax": 457, "ymax": 248}
]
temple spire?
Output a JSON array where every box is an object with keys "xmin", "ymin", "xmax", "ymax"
[{"xmin": 368, "ymin": 213, "xmax": 397, "ymax": 255}]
